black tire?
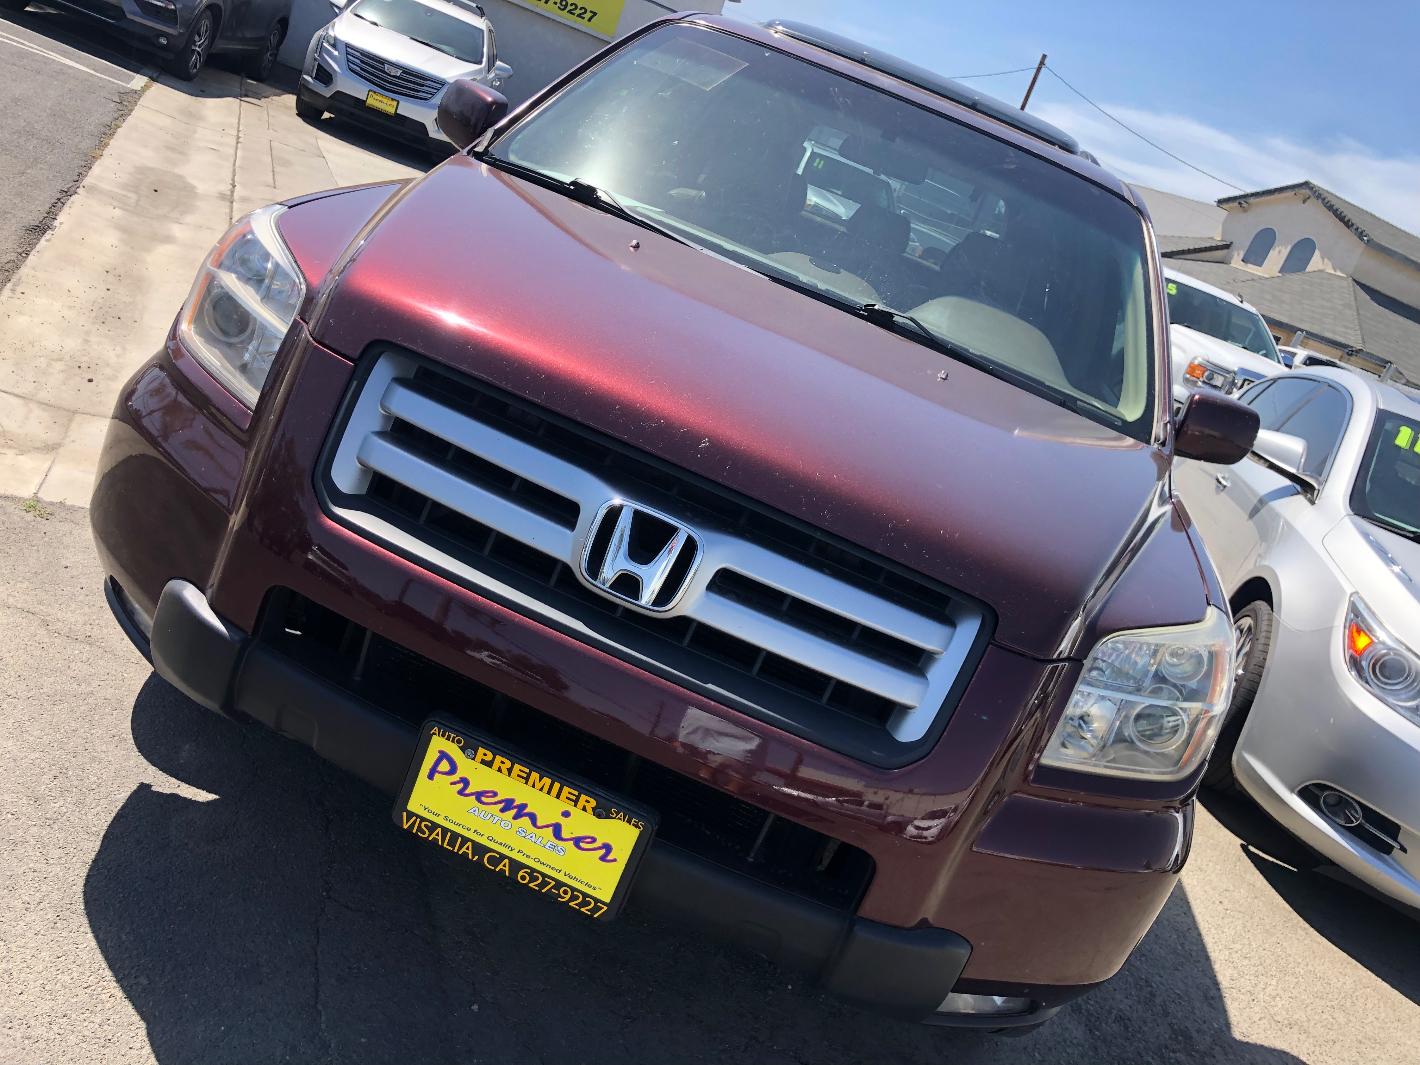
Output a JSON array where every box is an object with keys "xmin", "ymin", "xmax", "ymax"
[
  {"xmin": 1202, "ymin": 600, "xmax": 1274, "ymax": 794},
  {"xmin": 244, "ymin": 22, "xmax": 283, "ymax": 81},
  {"xmin": 295, "ymin": 93, "xmax": 325, "ymax": 121},
  {"xmin": 168, "ymin": 8, "xmax": 215, "ymax": 81}
]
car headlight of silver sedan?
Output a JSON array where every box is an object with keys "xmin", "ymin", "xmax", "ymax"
[
  {"xmin": 177, "ymin": 204, "xmax": 305, "ymax": 408},
  {"xmin": 1041, "ymin": 607, "xmax": 1234, "ymax": 780},
  {"xmin": 1344, "ymin": 595, "xmax": 1420, "ymax": 726}
]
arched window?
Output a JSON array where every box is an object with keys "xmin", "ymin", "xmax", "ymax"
[
  {"xmin": 1280, "ymin": 237, "xmax": 1317, "ymax": 274},
  {"xmin": 1242, "ymin": 228, "xmax": 1277, "ymax": 266}
]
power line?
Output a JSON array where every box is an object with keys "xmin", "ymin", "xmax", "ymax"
[
  {"xmin": 1043, "ymin": 65, "xmax": 1247, "ymax": 193},
  {"xmin": 948, "ymin": 65, "xmax": 1036, "ymax": 80}
]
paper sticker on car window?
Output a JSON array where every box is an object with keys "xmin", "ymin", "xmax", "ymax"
[{"xmin": 636, "ymin": 36, "xmax": 747, "ymax": 91}]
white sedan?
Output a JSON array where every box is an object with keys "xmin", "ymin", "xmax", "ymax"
[
  {"xmin": 297, "ymin": 0, "xmax": 510, "ymax": 153},
  {"xmin": 1176, "ymin": 366, "xmax": 1420, "ymax": 908}
]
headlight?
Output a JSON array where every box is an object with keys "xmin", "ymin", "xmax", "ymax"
[
  {"xmin": 1344, "ymin": 595, "xmax": 1420, "ymax": 726},
  {"xmin": 1040, "ymin": 607, "xmax": 1233, "ymax": 780},
  {"xmin": 177, "ymin": 204, "xmax": 304, "ymax": 408},
  {"xmin": 1183, "ymin": 358, "xmax": 1232, "ymax": 391}
]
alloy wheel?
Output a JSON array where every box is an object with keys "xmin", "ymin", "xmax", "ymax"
[
  {"xmin": 1233, "ymin": 615, "xmax": 1254, "ymax": 683},
  {"xmin": 188, "ymin": 14, "xmax": 212, "ymax": 77}
]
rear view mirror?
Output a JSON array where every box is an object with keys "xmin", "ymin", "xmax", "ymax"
[
  {"xmin": 1251, "ymin": 429, "xmax": 1307, "ymax": 476},
  {"xmin": 437, "ymin": 79, "xmax": 509, "ymax": 151},
  {"xmin": 1174, "ymin": 390, "xmax": 1260, "ymax": 465}
]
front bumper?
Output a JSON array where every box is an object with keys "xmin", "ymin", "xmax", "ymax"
[
  {"xmin": 300, "ymin": 40, "xmax": 449, "ymax": 146},
  {"xmin": 91, "ymin": 327, "xmax": 1191, "ymax": 1025},
  {"xmin": 1234, "ymin": 617, "xmax": 1420, "ymax": 908}
]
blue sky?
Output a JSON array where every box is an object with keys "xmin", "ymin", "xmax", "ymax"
[{"xmin": 728, "ymin": 0, "xmax": 1420, "ymax": 232}]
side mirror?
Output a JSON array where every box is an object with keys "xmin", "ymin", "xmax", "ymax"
[
  {"xmin": 1252, "ymin": 429, "xmax": 1307, "ymax": 475},
  {"xmin": 1279, "ymin": 353, "xmax": 1295, "ymax": 369},
  {"xmin": 328, "ymin": 0, "xmax": 347, "ymax": 13},
  {"xmin": 1174, "ymin": 390, "xmax": 1260, "ymax": 465},
  {"xmin": 436, "ymin": 79, "xmax": 508, "ymax": 151},
  {"xmin": 491, "ymin": 61, "xmax": 512, "ymax": 86}
]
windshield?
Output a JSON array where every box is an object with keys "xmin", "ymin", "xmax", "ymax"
[
  {"xmin": 487, "ymin": 25, "xmax": 1156, "ymax": 440},
  {"xmin": 1165, "ymin": 278, "xmax": 1280, "ymax": 361},
  {"xmin": 1353, "ymin": 411, "xmax": 1420, "ymax": 536},
  {"xmin": 801, "ymin": 146, "xmax": 895, "ymax": 217},
  {"xmin": 350, "ymin": 0, "xmax": 485, "ymax": 64}
]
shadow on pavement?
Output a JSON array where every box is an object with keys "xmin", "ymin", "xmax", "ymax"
[
  {"xmin": 5, "ymin": 5, "xmax": 435, "ymax": 175},
  {"xmin": 1200, "ymin": 787, "xmax": 1420, "ymax": 1009},
  {"xmin": 84, "ymin": 675, "xmax": 1306, "ymax": 1064}
]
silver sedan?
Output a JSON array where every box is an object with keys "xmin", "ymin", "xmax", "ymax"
[{"xmin": 1176, "ymin": 365, "xmax": 1420, "ymax": 908}]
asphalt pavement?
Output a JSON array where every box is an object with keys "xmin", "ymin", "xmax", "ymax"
[
  {"xmin": 0, "ymin": 5, "xmax": 152, "ymax": 287},
  {"xmin": 0, "ymin": 497, "xmax": 1416, "ymax": 1064}
]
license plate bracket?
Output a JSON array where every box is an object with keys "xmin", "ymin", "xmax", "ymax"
[
  {"xmin": 393, "ymin": 716, "xmax": 658, "ymax": 921},
  {"xmin": 365, "ymin": 89, "xmax": 398, "ymax": 115}
]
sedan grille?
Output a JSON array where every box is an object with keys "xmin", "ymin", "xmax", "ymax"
[
  {"xmin": 321, "ymin": 349, "xmax": 989, "ymax": 766},
  {"xmin": 344, "ymin": 43, "xmax": 445, "ymax": 101}
]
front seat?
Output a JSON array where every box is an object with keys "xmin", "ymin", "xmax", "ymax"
[{"xmin": 832, "ymin": 204, "xmax": 911, "ymax": 302}]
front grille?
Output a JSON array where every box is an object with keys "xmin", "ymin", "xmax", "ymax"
[
  {"xmin": 344, "ymin": 43, "xmax": 445, "ymax": 101},
  {"xmin": 322, "ymin": 350, "xmax": 988, "ymax": 765},
  {"xmin": 271, "ymin": 590, "xmax": 876, "ymax": 911}
]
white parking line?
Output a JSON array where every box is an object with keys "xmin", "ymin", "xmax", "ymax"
[{"xmin": 0, "ymin": 29, "xmax": 143, "ymax": 88}]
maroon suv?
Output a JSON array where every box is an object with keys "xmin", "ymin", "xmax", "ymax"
[{"xmin": 92, "ymin": 16, "xmax": 1260, "ymax": 1030}]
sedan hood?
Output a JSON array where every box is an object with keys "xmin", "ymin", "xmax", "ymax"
[
  {"xmin": 334, "ymin": 12, "xmax": 484, "ymax": 81},
  {"xmin": 1324, "ymin": 515, "xmax": 1420, "ymax": 642},
  {"xmin": 313, "ymin": 158, "xmax": 1174, "ymax": 657},
  {"xmin": 1169, "ymin": 325, "xmax": 1283, "ymax": 386}
]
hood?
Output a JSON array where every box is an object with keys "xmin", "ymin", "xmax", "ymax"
[
  {"xmin": 1324, "ymin": 515, "xmax": 1420, "ymax": 642},
  {"xmin": 313, "ymin": 158, "xmax": 1176, "ymax": 658},
  {"xmin": 1169, "ymin": 325, "xmax": 1283, "ymax": 386},
  {"xmin": 334, "ymin": 11, "xmax": 484, "ymax": 81}
]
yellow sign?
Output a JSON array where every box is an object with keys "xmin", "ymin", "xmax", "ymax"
[
  {"xmin": 515, "ymin": 0, "xmax": 624, "ymax": 39},
  {"xmin": 365, "ymin": 90, "xmax": 398, "ymax": 116},
  {"xmin": 400, "ymin": 724, "xmax": 649, "ymax": 914}
]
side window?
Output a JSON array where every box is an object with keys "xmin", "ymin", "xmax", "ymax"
[
  {"xmin": 1241, "ymin": 228, "xmax": 1276, "ymax": 267},
  {"xmin": 1277, "ymin": 384, "xmax": 1350, "ymax": 477},
  {"xmin": 1245, "ymin": 377, "xmax": 1321, "ymax": 430},
  {"xmin": 487, "ymin": 26, "xmax": 496, "ymax": 67}
]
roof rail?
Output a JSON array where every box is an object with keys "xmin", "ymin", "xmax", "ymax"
[{"xmin": 762, "ymin": 20, "xmax": 1080, "ymax": 155}]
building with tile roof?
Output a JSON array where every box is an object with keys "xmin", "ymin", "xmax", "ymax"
[{"xmin": 1137, "ymin": 182, "xmax": 1420, "ymax": 379}]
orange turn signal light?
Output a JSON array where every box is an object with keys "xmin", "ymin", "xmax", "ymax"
[
  {"xmin": 1347, "ymin": 622, "xmax": 1374, "ymax": 657},
  {"xmin": 1184, "ymin": 359, "xmax": 1208, "ymax": 381}
]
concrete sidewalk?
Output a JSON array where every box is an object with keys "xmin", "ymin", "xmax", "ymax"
[{"xmin": 0, "ymin": 65, "xmax": 425, "ymax": 505}]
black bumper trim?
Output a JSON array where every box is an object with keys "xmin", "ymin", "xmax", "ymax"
[{"xmin": 139, "ymin": 579, "xmax": 974, "ymax": 1021}]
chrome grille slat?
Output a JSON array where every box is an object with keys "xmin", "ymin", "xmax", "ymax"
[
  {"xmin": 329, "ymin": 353, "xmax": 986, "ymax": 744},
  {"xmin": 344, "ymin": 43, "xmax": 445, "ymax": 101}
]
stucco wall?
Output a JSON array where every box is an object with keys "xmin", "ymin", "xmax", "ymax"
[
  {"xmin": 1220, "ymin": 195, "xmax": 1361, "ymax": 277},
  {"xmin": 1351, "ymin": 245, "xmax": 1420, "ymax": 310},
  {"xmin": 280, "ymin": 0, "xmax": 725, "ymax": 108}
]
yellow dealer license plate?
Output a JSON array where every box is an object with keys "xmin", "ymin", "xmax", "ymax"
[
  {"xmin": 393, "ymin": 717, "xmax": 657, "ymax": 921},
  {"xmin": 365, "ymin": 89, "xmax": 398, "ymax": 115}
]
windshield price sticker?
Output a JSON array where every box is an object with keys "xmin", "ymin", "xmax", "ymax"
[
  {"xmin": 515, "ymin": 0, "xmax": 622, "ymax": 38},
  {"xmin": 393, "ymin": 718, "xmax": 656, "ymax": 920}
]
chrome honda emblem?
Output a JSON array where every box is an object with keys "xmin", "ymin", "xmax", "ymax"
[
  {"xmin": 581, "ymin": 502, "xmax": 702, "ymax": 612},
  {"xmin": 384, "ymin": 62, "xmax": 404, "ymax": 76}
]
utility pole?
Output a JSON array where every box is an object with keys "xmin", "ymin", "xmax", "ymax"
[{"xmin": 1020, "ymin": 54, "xmax": 1047, "ymax": 110}]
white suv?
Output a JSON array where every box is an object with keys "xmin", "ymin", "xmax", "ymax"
[
  {"xmin": 1166, "ymin": 268, "xmax": 1286, "ymax": 408},
  {"xmin": 297, "ymin": 0, "xmax": 510, "ymax": 152}
]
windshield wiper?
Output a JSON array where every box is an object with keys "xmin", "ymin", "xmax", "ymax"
[
  {"xmin": 477, "ymin": 157, "xmax": 704, "ymax": 252},
  {"xmin": 856, "ymin": 302, "xmax": 1114, "ymax": 419},
  {"xmin": 408, "ymin": 36, "xmax": 460, "ymax": 58}
]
